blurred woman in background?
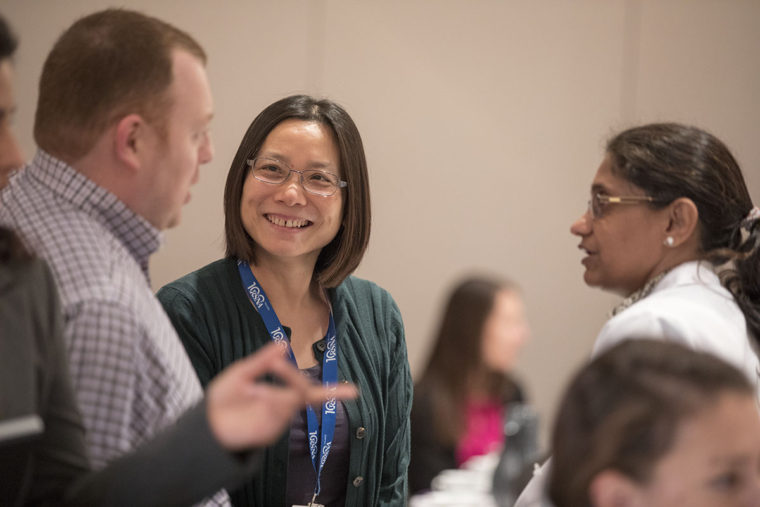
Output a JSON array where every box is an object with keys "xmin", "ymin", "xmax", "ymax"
[
  {"xmin": 409, "ymin": 276, "xmax": 530, "ymax": 494},
  {"xmin": 550, "ymin": 339, "xmax": 760, "ymax": 507}
]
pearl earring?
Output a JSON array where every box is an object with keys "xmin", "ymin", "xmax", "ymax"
[{"xmin": 664, "ymin": 236, "xmax": 675, "ymax": 247}]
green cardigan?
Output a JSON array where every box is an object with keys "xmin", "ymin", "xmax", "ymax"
[{"xmin": 157, "ymin": 258, "xmax": 411, "ymax": 506}]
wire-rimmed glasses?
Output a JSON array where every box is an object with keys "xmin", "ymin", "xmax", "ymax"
[
  {"xmin": 587, "ymin": 193, "xmax": 660, "ymax": 219},
  {"xmin": 247, "ymin": 157, "xmax": 347, "ymax": 197}
]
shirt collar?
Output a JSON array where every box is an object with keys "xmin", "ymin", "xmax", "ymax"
[
  {"xmin": 610, "ymin": 260, "xmax": 721, "ymax": 317},
  {"xmin": 30, "ymin": 150, "xmax": 163, "ymax": 279}
]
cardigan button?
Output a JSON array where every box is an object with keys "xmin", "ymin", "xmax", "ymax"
[
  {"xmin": 355, "ymin": 427, "xmax": 367, "ymax": 439},
  {"xmin": 316, "ymin": 340, "xmax": 327, "ymax": 352},
  {"xmin": 352, "ymin": 476, "xmax": 364, "ymax": 487}
]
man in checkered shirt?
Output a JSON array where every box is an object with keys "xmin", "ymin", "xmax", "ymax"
[{"xmin": 0, "ymin": 9, "xmax": 262, "ymax": 506}]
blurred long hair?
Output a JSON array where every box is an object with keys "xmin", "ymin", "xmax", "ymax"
[{"xmin": 416, "ymin": 276, "xmax": 522, "ymax": 445}]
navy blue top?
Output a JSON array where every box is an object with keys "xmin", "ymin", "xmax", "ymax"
[{"xmin": 286, "ymin": 363, "xmax": 350, "ymax": 506}]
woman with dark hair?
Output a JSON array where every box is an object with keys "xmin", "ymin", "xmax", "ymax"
[
  {"xmin": 515, "ymin": 122, "xmax": 760, "ymax": 506},
  {"xmin": 571, "ymin": 122, "xmax": 760, "ymax": 392},
  {"xmin": 409, "ymin": 276, "xmax": 529, "ymax": 494},
  {"xmin": 549, "ymin": 339, "xmax": 760, "ymax": 507},
  {"xmin": 158, "ymin": 95, "xmax": 411, "ymax": 507}
]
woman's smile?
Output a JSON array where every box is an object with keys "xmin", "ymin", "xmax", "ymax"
[{"xmin": 265, "ymin": 213, "xmax": 313, "ymax": 229}]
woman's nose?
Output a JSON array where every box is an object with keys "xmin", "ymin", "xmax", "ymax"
[
  {"xmin": 570, "ymin": 210, "xmax": 592, "ymax": 236},
  {"xmin": 275, "ymin": 175, "xmax": 308, "ymax": 206}
]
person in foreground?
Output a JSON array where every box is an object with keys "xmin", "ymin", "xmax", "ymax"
[
  {"xmin": 0, "ymin": 13, "xmax": 357, "ymax": 506},
  {"xmin": 549, "ymin": 339, "xmax": 760, "ymax": 507},
  {"xmin": 409, "ymin": 275, "xmax": 529, "ymax": 494},
  {"xmin": 0, "ymin": 8, "xmax": 223, "ymax": 483},
  {"xmin": 158, "ymin": 95, "xmax": 412, "ymax": 506},
  {"xmin": 571, "ymin": 122, "xmax": 760, "ymax": 389}
]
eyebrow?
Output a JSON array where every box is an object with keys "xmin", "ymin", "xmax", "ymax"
[
  {"xmin": 258, "ymin": 152, "xmax": 337, "ymax": 171},
  {"xmin": 590, "ymin": 183, "xmax": 612, "ymax": 195},
  {"xmin": 708, "ymin": 454, "xmax": 753, "ymax": 467}
]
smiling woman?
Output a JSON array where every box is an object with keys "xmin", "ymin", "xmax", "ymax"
[
  {"xmin": 157, "ymin": 95, "xmax": 411, "ymax": 507},
  {"xmin": 238, "ymin": 119, "xmax": 345, "ymax": 267}
]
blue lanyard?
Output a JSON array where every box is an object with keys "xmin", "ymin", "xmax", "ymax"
[{"xmin": 237, "ymin": 260, "xmax": 338, "ymax": 501}]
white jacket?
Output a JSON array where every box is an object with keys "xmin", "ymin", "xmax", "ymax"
[
  {"xmin": 515, "ymin": 261, "xmax": 760, "ymax": 506},
  {"xmin": 593, "ymin": 260, "xmax": 760, "ymax": 399}
]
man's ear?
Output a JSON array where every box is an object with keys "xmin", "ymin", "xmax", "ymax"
[
  {"xmin": 588, "ymin": 469, "xmax": 643, "ymax": 507},
  {"xmin": 113, "ymin": 113, "xmax": 149, "ymax": 171},
  {"xmin": 664, "ymin": 197, "xmax": 699, "ymax": 248}
]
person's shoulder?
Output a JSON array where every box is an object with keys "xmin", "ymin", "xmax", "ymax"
[
  {"xmin": 156, "ymin": 258, "xmax": 240, "ymax": 322},
  {"xmin": 655, "ymin": 261, "xmax": 733, "ymax": 302},
  {"xmin": 594, "ymin": 278, "xmax": 744, "ymax": 357},
  {"xmin": 158, "ymin": 258, "xmax": 233, "ymax": 298},
  {"xmin": 594, "ymin": 299, "xmax": 669, "ymax": 356},
  {"xmin": 333, "ymin": 276, "xmax": 407, "ymax": 353},
  {"xmin": 0, "ymin": 256, "xmax": 55, "ymax": 306},
  {"xmin": 6, "ymin": 206, "xmax": 128, "ymax": 295},
  {"xmin": 637, "ymin": 265, "xmax": 740, "ymax": 325},
  {"xmin": 335, "ymin": 275, "xmax": 396, "ymax": 305}
]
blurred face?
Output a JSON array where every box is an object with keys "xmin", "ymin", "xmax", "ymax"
[
  {"xmin": 240, "ymin": 119, "xmax": 344, "ymax": 266},
  {"xmin": 570, "ymin": 155, "xmax": 669, "ymax": 296},
  {"xmin": 481, "ymin": 289, "xmax": 530, "ymax": 373},
  {"xmin": 631, "ymin": 393, "xmax": 760, "ymax": 507},
  {"xmin": 0, "ymin": 59, "xmax": 24, "ymax": 189},
  {"xmin": 140, "ymin": 49, "xmax": 214, "ymax": 230}
]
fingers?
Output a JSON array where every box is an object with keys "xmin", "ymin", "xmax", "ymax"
[
  {"xmin": 303, "ymin": 383, "xmax": 358, "ymax": 407},
  {"xmin": 330, "ymin": 383, "xmax": 359, "ymax": 401},
  {"xmin": 208, "ymin": 344, "xmax": 360, "ymax": 450},
  {"xmin": 227, "ymin": 342, "xmax": 288, "ymax": 380},
  {"xmin": 223, "ymin": 342, "xmax": 358, "ymax": 404}
]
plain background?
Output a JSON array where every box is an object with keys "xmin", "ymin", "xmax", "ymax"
[{"xmin": 3, "ymin": 0, "xmax": 759, "ymax": 445}]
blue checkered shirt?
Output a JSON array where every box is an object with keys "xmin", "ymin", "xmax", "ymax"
[{"xmin": 0, "ymin": 150, "xmax": 229, "ymax": 505}]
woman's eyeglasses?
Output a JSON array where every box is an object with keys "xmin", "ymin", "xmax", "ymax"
[
  {"xmin": 587, "ymin": 193, "xmax": 660, "ymax": 219},
  {"xmin": 247, "ymin": 157, "xmax": 347, "ymax": 197}
]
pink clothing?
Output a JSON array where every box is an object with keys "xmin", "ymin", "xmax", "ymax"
[{"xmin": 455, "ymin": 398, "xmax": 505, "ymax": 466}]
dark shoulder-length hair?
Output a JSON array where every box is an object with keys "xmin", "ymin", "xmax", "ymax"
[
  {"xmin": 416, "ymin": 275, "xmax": 522, "ymax": 445},
  {"xmin": 224, "ymin": 95, "xmax": 371, "ymax": 288},
  {"xmin": 606, "ymin": 122, "xmax": 760, "ymax": 343},
  {"xmin": 549, "ymin": 339, "xmax": 753, "ymax": 507}
]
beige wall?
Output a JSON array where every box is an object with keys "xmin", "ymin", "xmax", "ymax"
[{"xmin": 3, "ymin": 0, "xmax": 759, "ymax": 445}]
